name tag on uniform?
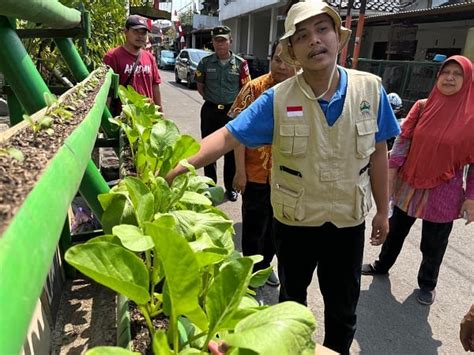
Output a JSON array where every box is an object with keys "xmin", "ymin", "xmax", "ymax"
[
  {"xmin": 207, "ymin": 68, "xmax": 217, "ymax": 73},
  {"xmin": 287, "ymin": 106, "xmax": 303, "ymax": 117}
]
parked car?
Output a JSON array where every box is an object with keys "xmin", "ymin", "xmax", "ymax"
[
  {"xmin": 157, "ymin": 50, "xmax": 176, "ymax": 70},
  {"xmin": 175, "ymin": 48, "xmax": 210, "ymax": 89}
]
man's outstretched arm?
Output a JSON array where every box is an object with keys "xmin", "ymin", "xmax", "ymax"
[{"xmin": 166, "ymin": 127, "xmax": 240, "ymax": 183}]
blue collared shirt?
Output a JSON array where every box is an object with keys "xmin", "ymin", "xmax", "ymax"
[{"xmin": 226, "ymin": 67, "xmax": 400, "ymax": 148}]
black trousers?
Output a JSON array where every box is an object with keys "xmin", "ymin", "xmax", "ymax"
[
  {"xmin": 200, "ymin": 101, "xmax": 235, "ymax": 191},
  {"xmin": 241, "ymin": 182, "xmax": 275, "ymax": 272},
  {"xmin": 274, "ymin": 219, "xmax": 365, "ymax": 355},
  {"xmin": 374, "ymin": 206, "xmax": 453, "ymax": 290}
]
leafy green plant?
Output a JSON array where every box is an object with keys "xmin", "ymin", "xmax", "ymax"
[{"xmin": 65, "ymin": 87, "xmax": 316, "ymax": 354}]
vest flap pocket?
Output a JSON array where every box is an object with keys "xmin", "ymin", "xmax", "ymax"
[
  {"xmin": 355, "ymin": 120, "xmax": 377, "ymax": 158},
  {"xmin": 279, "ymin": 125, "xmax": 295, "ymax": 155},
  {"xmin": 293, "ymin": 125, "xmax": 309, "ymax": 157},
  {"xmin": 295, "ymin": 125, "xmax": 310, "ymax": 137},
  {"xmin": 272, "ymin": 184, "xmax": 305, "ymax": 222},
  {"xmin": 356, "ymin": 119, "xmax": 378, "ymax": 135},
  {"xmin": 280, "ymin": 125, "xmax": 295, "ymax": 136}
]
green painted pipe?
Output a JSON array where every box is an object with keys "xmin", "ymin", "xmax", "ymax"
[
  {"xmin": 0, "ymin": 16, "xmax": 50, "ymax": 114},
  {"xmin": 55, "ymin": 37, "xmax": 117, "ymax": 138},
  {"xmin": 6, "ymin": 92, "xmax": 23, "ymax": 125},
  {"xmin": 59, "ymin": 218, "xmax": 76, "ymax": 279},
  {"xmin": 0, "ymin": 70, "xmax": 111, "ymax": 355},
  {"xmin": 0, "ymin": 0, "xmax": 81, "ymax": 29},
  {"xmin": 54, "ymin": 37, "xmax": 89, "ymax": 80},
  {"xmin": 79, "ymin": 160, "xmax": 110, "ymax": 220},
  {"xmin": 54, "ymin": 38, "xmax": 116, "ymax": 218}
]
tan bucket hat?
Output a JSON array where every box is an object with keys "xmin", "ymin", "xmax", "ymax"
[{"xmin": 279, "ymin": 0, "xmax": 351, "ymax": 66}]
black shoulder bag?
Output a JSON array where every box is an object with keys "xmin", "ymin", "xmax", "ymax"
[{"xmin": 111, "ymin": 50, "xmax": 142, "ymax": 116}]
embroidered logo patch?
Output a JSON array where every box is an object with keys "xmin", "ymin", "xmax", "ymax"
[
  {"xmin": 360, "ymin": 100, "xmax": 371, "ymax": 114},
  {"xmin": 287, "ymin": 106, "xmax": 303, "ymax": 117}
]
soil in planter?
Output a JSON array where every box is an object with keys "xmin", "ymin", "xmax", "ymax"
[
  {"xmin": 129, "ymin": 302, "xmax": 169, "ymax": 354},
  {"xmin": 0, "ymin": 76, "xmax": 104, "ymax": 235},
  {"xmin": 51, "ymin": 277, "xmax": 117, "ymax": 354}
]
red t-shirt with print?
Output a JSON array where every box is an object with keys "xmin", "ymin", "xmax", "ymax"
[{"xmin": 103, "ymin": 46, "xmax": 161, "ymax": 99}]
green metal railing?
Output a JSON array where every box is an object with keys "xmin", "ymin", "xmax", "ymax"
[
  {"xmin": 0, "ymin": 69, "xmax": 112, "ymax": 355},
  {"xmin": 0, "ymin": 2, "xmax": 117, "ymax": 353}
]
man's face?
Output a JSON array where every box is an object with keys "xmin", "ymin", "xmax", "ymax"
[
  {"xmin": 288, "ymin": 14, "xmax": 339, "ymax": 72},
  {"xmin": 212, "ymin": 36, "xmax": 232, "ymax": 58},
  {"xmin": 270, "ymin": 43, "xmax": 297, "ymax": 83},
  {"xmin": 125, "ymin": 27, "xmax": 148, "ymax": 49}
]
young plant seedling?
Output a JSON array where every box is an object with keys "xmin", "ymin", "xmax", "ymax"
[
  {"xmin": 23, "ymin": 114, "xmax": 54, "ymax": 138},
  {"xmin": 0, "ymin": 147, "xmax": 24, "ymax": 162}
]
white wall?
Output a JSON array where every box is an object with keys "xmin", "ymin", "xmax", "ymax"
[
  {"xmin": 359, "ymin": 19, "xmax": 474, "ymax": 60},
  {"xmin": 219, "ymin": 0, "xmax": 282, "ymax": 21},
  {"xmin": 414, "ymin": 19, "xmax": 474, "ymax": 60},
  {"xmin": 253, "ymin": 12, "xmax": 271, "ymax": 59}
]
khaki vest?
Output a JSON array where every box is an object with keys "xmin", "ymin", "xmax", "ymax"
[{"xmin": 271, "ymin": 69, "xmax": 381, "ymax": 227}]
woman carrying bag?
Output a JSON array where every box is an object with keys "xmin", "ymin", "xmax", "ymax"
[{"xmin": 362, "ymin": 55, "xmax": 474, "ymax": 305}]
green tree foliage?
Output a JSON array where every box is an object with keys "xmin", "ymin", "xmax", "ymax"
[{"xmin": 60, "ymin": 0, "xmax": 127, "ymax": 68}]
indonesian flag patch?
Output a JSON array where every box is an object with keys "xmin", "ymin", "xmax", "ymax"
[{"xmin": 286, "ymin": 106, "xmax": 303, "ymax": 117}]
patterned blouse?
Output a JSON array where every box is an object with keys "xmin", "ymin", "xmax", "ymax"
[
  {"xmin": 228, "ymin": 73, "xmax": 275, "ymax": 184},
  {"xmin": 389, "ymin": 136, "xmax": 474, "ymax": 223}
]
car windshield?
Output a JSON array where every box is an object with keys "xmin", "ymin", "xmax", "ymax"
[
  {"xmin": 162, "ymin": 51, "xmax": 176, "ymax": 58},
  {"xmin": 188, "ymin": 50, "xmax": 209, "ymax": 64}
]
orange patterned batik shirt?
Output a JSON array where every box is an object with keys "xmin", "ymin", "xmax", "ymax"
[{"xmin": 228, "ymin": 73, "xmax": 275, "ymax": 184}]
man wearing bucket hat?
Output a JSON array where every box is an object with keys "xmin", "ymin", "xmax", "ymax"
[
  {"xmin": 167, "ymin": 1, "xmax": 400, "ymax": 353},
  {"xmin": 104, "ymin": 15, "xmax": 163, "ymax": 115},
  {"xmin": 194, "ymin": 25, "xmax": 251, "ymax": 202}
]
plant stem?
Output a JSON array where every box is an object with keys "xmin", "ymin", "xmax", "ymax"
[
  {"xmin": 182, "ymin": 330, "xmax": 207, "ymax": 347},
  {"xmin": 171, "ymin": 313, "xmax": 179, "ymax": 354},
  {"xmin": 139, "ymin": 305, "xmax": 155, "ymax": 338}
]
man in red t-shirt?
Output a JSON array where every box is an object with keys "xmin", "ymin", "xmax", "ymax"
[{"xmin": 104, "ymin": 15, "xmax": 163, "ymax": 113}]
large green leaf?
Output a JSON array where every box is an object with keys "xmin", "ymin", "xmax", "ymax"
[
  {"xmin": 124, "ymin": 176, "xmax": 154, "ymax": 225},
  {"xmin": 65, "ymin": 242, "xmax": 150, "ymax": 305},
  {"xmin": 170, "ymin": 210, "xmax": 233, "ymax": 247},
  {"xmin": 112, "ymin": 224, "xmax": 154, "ymax": 252},
  {"xmin": 152, "ymin": 177, "xmax": 173, "ymax": 213},
  {"xmin": 180, "ymin": 191, "xmax": 213, "ymax": 206},
  {"xmin": 85, "ymin": 346, "xmax": 139, "ymax": 355},
  {"xmin": 149, "ymin": 119, "xmax": 180, "ymax": 157},
  {"xmin": 205, "ymin": 258, "xmax": 254, "ymax": 336},
  {"xmin": 248, "ymin": 266, "xmax": 272, "ymax": 289},
  {"xmin": 159, "ymin": 135, "xmax": 200, "ymax": 176},
  {"xmin": 99, "ymin": 192, "xmax": 137, "ymax": 234},
  {"xmin": 145, "ymin": 223, "xmax": 208, "ymax": 330},
  {"xmin": 152, "ymin": 330, "xmax": 173, "ymax": 355},
  {"xmin": 189, "ymin": 233, "xmax": 228, "ymax": 268},
  {"xmin": 223, "ymin": 302, "xmax": 316, "ymax": 354},
  {"xmin": 85, "ymin": 234, "xmax": 121, "ymax": 246}
]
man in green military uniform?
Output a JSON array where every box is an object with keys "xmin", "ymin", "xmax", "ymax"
[{"xmin": 195, "ymin": 25, "xmax": 251, "ymax": 201}]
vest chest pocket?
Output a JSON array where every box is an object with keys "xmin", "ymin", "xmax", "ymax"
[
  {"xmin": 279, "ymin": 124, "xmax": 310, "ymax": 157},
  {"xmin": 355, "ymin": 119, "xmax": 378, "ymax": 158},
  {"xmin": 272, "ymin": 184, "xmax": 305, "ymax": 222}
]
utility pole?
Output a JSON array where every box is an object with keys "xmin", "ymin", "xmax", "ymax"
[
  {"xmin": 339, "ymin": 0, "xmax": 354, "ymax": 67},
  {"xmin": 351, "ymin": 0, "xmax": 367, "ymax": 69}
]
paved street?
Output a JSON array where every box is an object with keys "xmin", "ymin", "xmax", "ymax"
[{"xmin": 159, "ymin": 68, "xmax": 473, "ymax": 354}]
